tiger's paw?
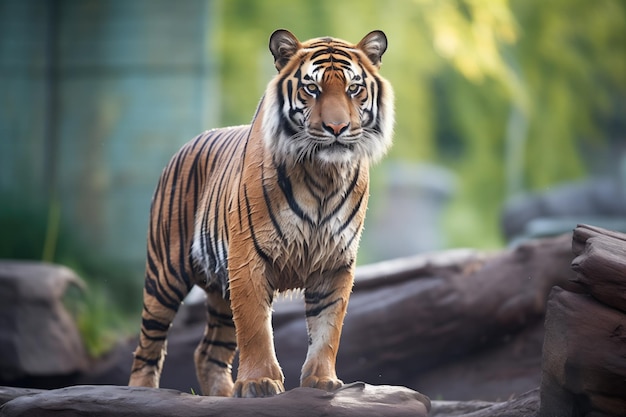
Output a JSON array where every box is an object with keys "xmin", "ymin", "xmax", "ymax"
[
  {"xmin": 301, "ymin": 375, "xmax": 343, "ymax": 392},
  {"xmin": 232, "ymin": 377, "xmax": 285, "ymax": 398}
]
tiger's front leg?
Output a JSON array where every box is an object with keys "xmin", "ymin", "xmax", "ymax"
[
  {"xmin": 301, "ymin": 268, "xmax": 354, "ymax": 391},
  {"xmin": 228, "ymin": 257, "xmax": 285, "ymax": 398}
]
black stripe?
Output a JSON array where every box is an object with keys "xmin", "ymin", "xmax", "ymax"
[
  {"xmin": 312, "ymin": 57, "xmax": 352, "ymax": 68},
  {"xmin": 175, "ymin": 169, "xmax": 193, "ymax": 292},
  {"xmin": 373, "ymin": 77, "xmax": 383, "ymax": 132},
  {"xmin": 274, "ymin": 75, "xmax": 299, "ymax": 137},
  {"xmin": 142, "ymin": 318, "xmax": 170, "ymax": 332},
  {"xmin": 162, "ymin": 151, "xmax": 193, "ymax": 292},
  {"xmin": 304, "ymin": 290, "xmax": 335, "ymax": 305},
  {"xmin": 207, "ymin": 305, "xmax": 233, "ymax": 322},
  {"xmin": 185, "ymin": 133, "xmax": 212, "ymax": 193},
  {"xmin": 141, "ymin": 328, "xmax": 167, "ymax": 341},
  {"xmin": 243, "ymin": 185, "xmax": 271, "ymax": 263},
  {"xmin": 236, "ymin": 125, "xmax": 255, "ymax": 232},
  {"xmin": 310, "ymin": 48, "xmax": 331, "ymax": 59},
  {"xmin": 202, "ymin": 339, "xmax": 237, "ymax": 351},
  {"xmin": 336, "ymin": 189, "xmax": 366, "ymax": 235},
  {"xmin": 144, "ymin": 275, "xmax": 180, "ymax": 312},
  {"xmin": 340, "ymin": 220, "xmax": 363, "ymax": 254},
  {"xmin": 209, "ymin": 129, "xmax": 240, "ymax": 174},
  {"xmin": 320, "ymin": 164, "xmax": 361, "ymax": 226},
  {"xmin": 208, "ymin": 321, "xmax": 236, "ymax": 329},
  {"xmin": 262, "ymin": 166, "xmax": 286, "ymax": 242},
  {"xmin": 305, "ymin": 298, "xmax": 341, "ymax": 317},
  {"xmin": 276, "ymin": 163, "xmax": 314, "ymax": 225},
  {"xmin": 162, "ymin": 256, "xmax": 188, "ymax": 304},
  {"xmin": 133, "ymin": 355, "xmax": 161, "ymax": 367},
  {"xmin": 280, "ymin": 114, "xmax": 298, "ymax": 137},
  {"xmin": 208, "ymin": 163, "xmax": 229, "ymax": 269},
  {"xmin": 146, "ymin": 254, "xmax": 160, "ymax": 285},
  {"xmin": 207, "ymin": 358, "xmax": 230, "ymax": 369}
]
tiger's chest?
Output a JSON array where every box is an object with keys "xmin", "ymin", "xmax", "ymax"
[
  {"xmin": 250, "ymin": 163, "xmax": 368, "ymax": 289},
  {"xmin": 271, "ymin": 193, "xmax": 364, "ymax": 283},
  {"xmin": 192, "ymin": 158, "xmax": 368, "ymax": 293}
]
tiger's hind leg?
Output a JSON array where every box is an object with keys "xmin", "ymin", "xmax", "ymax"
[
  {"xmin": 194, "ymin": 288, "xmax": 237, "ymax": 396},
  {"xmin": 129, "ymin": 271, "xmax": 189, "ymax": 388}
]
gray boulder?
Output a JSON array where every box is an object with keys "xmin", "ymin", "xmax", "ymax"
[{"xmin": 0, "ymin": 261, "xmax": 88, "ymax": 381}]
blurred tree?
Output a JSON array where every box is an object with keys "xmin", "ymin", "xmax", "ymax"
[{"xmin": 213, "ymin": 0, "xmax": 625, "ymax": 249}]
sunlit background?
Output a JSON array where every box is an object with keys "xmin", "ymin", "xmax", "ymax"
[{"xmin": 1, "ymin": 0, "xmax": 624, "ymax": 355}]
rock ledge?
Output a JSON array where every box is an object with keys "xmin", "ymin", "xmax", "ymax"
[{"xmin": 0, "ymin": 383, "xmax": 430, "ymax": 417}]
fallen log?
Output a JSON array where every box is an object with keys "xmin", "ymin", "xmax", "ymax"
[
  {"xmin": 82, "ymin": 233, "xmax": 574, "ymax": 401},
  {"xmin": 571, "ymin": 223, "xmax": 626, "ymax": 312},
  {"xmin": 540, "ymin": 224, "xmax": 626, "ymax": 417},
  {"xmin": 2, "ymin": 233, "xmax": 576, "ymax": 404},
  {"xmin": 275, "ymin": 233, "xmax": 576, "ymax": 391}
]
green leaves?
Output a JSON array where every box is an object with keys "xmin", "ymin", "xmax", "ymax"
[{"xmin": 214, "ymin": 0, "xmax": 625, "ymax": 248}]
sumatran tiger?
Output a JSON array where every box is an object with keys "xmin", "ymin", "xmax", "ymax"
[{"xmin": 128, "ymin": 29, "xmax": 394, "ymax": 398}]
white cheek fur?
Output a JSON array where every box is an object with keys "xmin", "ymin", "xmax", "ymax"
[{"xmin": 261, "ymin": 72, "xmax": 394, "ymax": 167}]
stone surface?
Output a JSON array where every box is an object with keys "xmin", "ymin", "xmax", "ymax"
[
  {"xmin": 0, "ymin": 383, "xmax": 430, "ymax": 417},
  {"xmin": 430, "ymin": 389, "xmax": 540, "ymax": 417},
  {"xmin": 0, "ymin": 385, "xmax": 542, "ymax": 417},
  {"xmin": 0, "ymin": 261, "xmax": 88, "ymax": 381}
]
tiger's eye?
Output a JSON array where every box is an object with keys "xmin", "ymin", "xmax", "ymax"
[
  {"xmin": 347, "ymin": 84, "xmax": 360, "ymax": 94},
  {"xmin": 305, "ymin": 84, "xmax": 319, "ymax": 94}
]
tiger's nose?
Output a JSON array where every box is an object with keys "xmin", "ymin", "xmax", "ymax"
[{"xmin": 322, "ymin": 122, "xmax": 350, "ymax": 137}]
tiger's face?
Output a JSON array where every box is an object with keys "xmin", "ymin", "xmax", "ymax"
[{"xmin": 262, "ymin": 30, "xmax": 394, "ymax": 166}]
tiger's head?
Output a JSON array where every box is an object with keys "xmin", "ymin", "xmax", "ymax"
[{"xmin": 262, "ymin": 30, "xmax": 395, "ymax": 166}]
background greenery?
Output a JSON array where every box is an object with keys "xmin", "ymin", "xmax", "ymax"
[
  {"xmin": 214, "ymin": 0, "xmax": 625, "ymax": 249},
  {"xmin": 1, "ymin": 0, "xmax": 624, "ymax": 355}
]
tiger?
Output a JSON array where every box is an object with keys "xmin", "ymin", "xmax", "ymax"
[{"xmin": 128, "ymin": 29, "xmax": 394, "ymax": 398}]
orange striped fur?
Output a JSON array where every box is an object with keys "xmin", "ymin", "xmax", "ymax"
[{"xmin": 129, "ymin": 29, "xmax": 394, "ymax": 397}]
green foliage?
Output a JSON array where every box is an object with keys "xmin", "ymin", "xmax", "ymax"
[
  {"xmin": 213, "ymin": 0, "xmax": 626, "ymax": 249},
  {"xmin": 63, "ymin": 279, "xmax": 132, "ymax": 358},
  {"xmin": 56, "ymin": 251, "xmax": 143, "ymax": 357},
  {"xmin": 0, "ymin": 193, "xmax": 142, "ymax": 357}
]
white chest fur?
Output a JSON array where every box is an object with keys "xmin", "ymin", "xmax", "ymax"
[{"xmin": 263, "ymin": 162, "xmax": 367, "ymax": 285}]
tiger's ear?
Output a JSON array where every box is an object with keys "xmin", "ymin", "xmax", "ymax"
[
  {"xmin": 269, "ymin": 29, "xmax": 301, "ymax": 71},
  {"xmin": 357, "ymin": 30, "xmax": 388, "ymax": 67}
]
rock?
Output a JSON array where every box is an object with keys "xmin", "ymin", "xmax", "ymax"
[
  {"xmin": 0, "ymin": 261, "xmax": 88, "ymax": 383},
  {"xmin": 0, "ymin": 383, "xmax": 430, "ymax": 417},
  {"xmin": 0, "ymin": 385, "xmax": 542, "ymax": 417},
  {"xmin": 276, "ymin": 233, "xmax": 575, "ymax": 398},
  {"xmin": 0, "ymin": 387, "xmax": 43, "ymax": 407},
  {"xmin": 430, "ymin": 388, "xmax": 540, "ymax": 417}
]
